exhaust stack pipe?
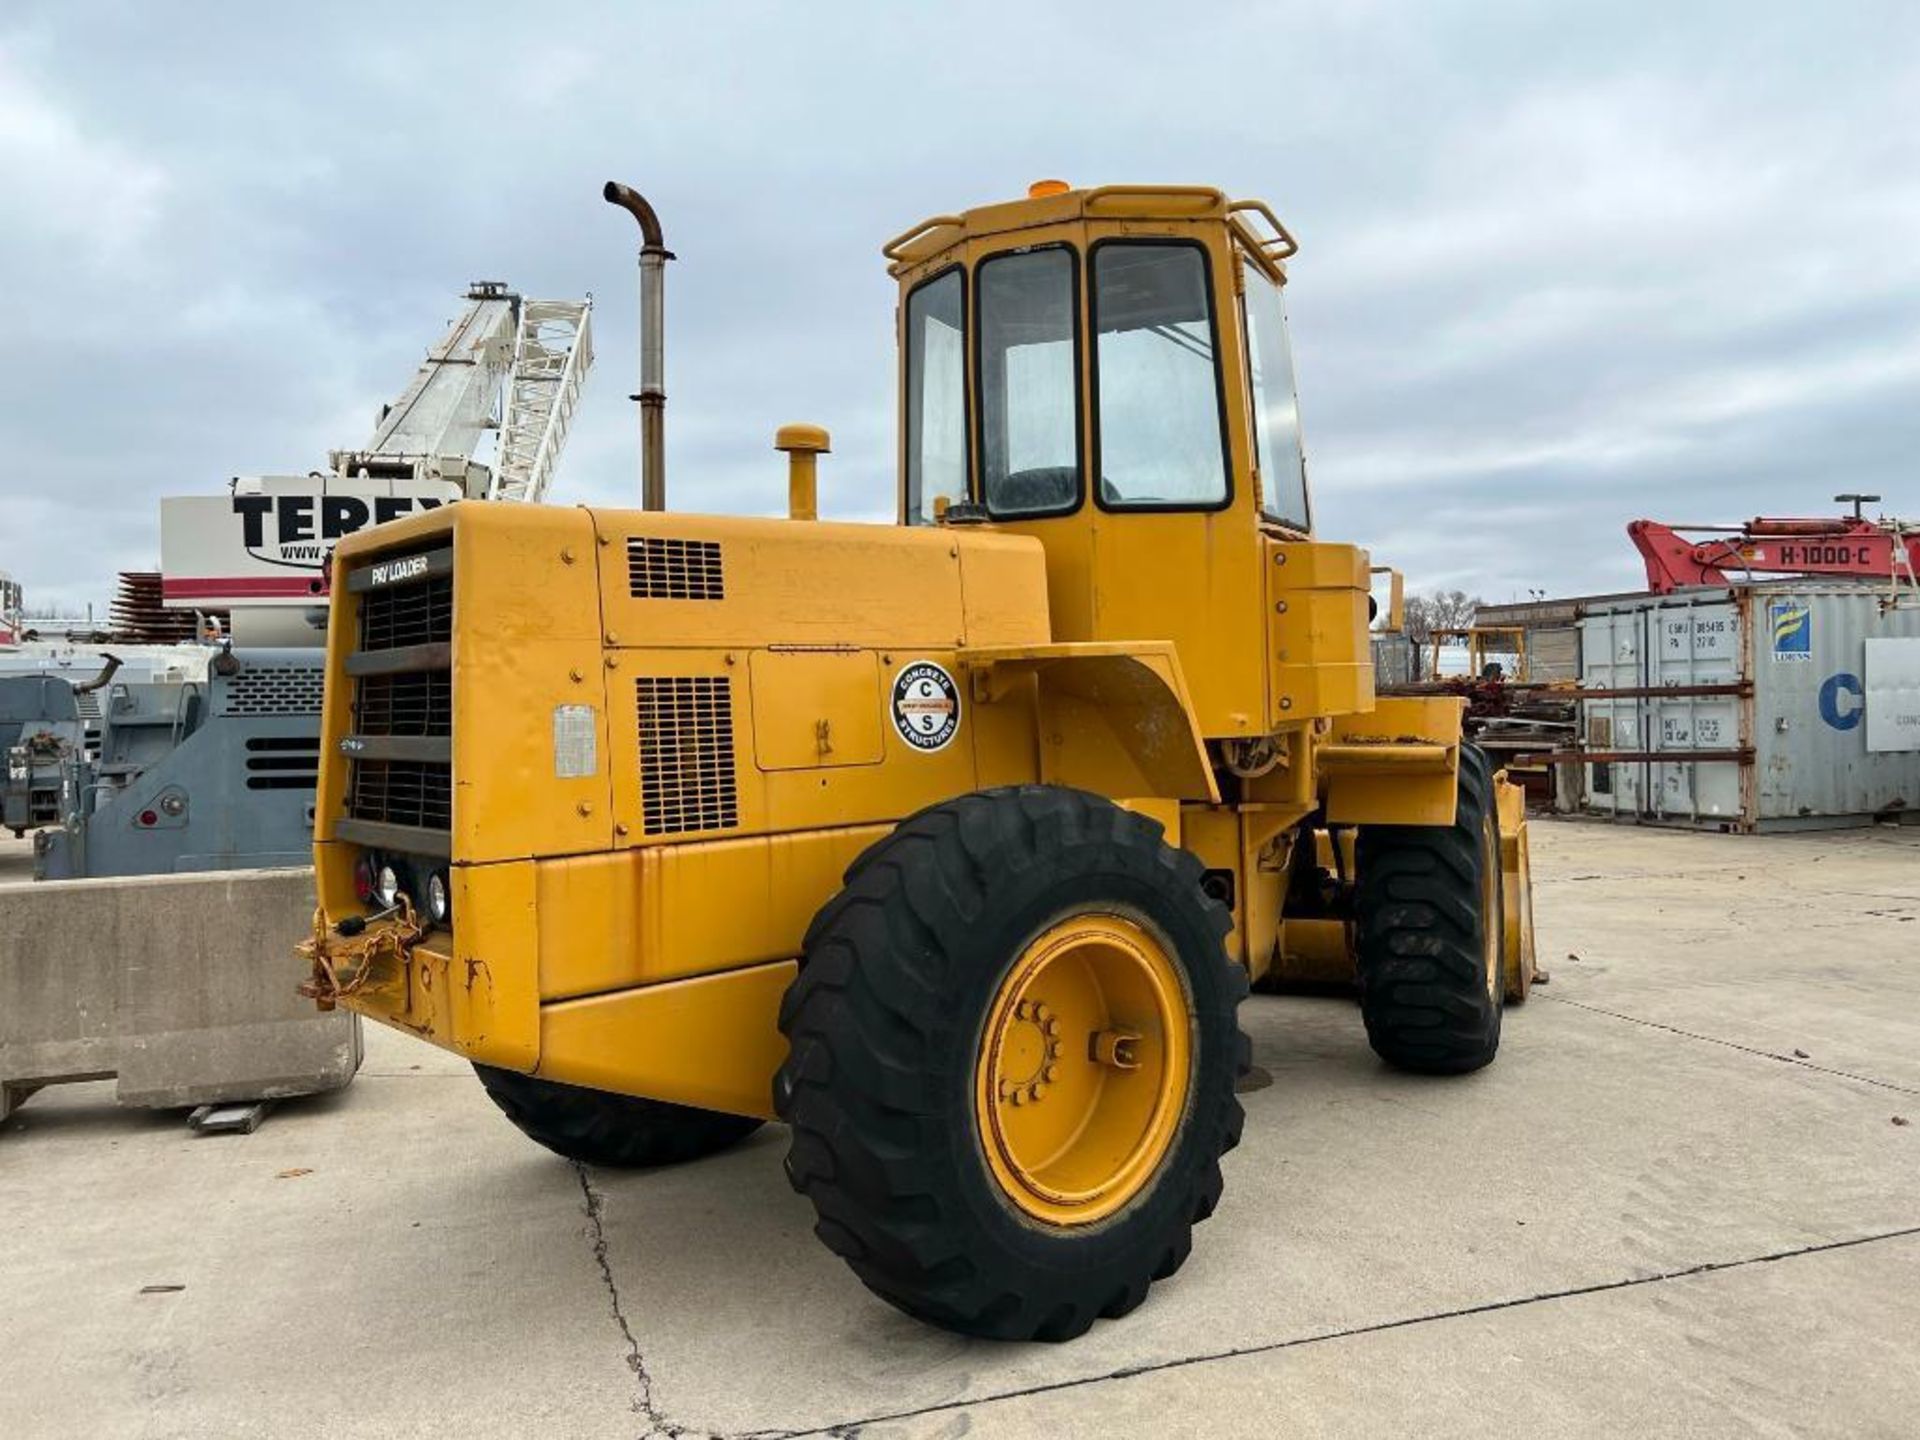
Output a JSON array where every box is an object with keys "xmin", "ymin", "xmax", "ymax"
[{"xmin": 603, "ymin": 181, "xmax": 673, "ymax": 510}]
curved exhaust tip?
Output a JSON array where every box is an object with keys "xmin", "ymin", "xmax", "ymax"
[{"xmin": 603, "ymin": 180, "xmax": 667, "ymax": 252}]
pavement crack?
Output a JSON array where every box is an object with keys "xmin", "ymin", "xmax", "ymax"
[
  {"xmin": 1538, "ymin": 994, "xmax": 1920, "ymax": 1096},
  {"xmin": 573, "ymin": 1161, "xmax": 688, "ymax": 1440},
  {"xmin": 758, "ymin": 1225, "xmax": 1920, "ymax": 1438}
]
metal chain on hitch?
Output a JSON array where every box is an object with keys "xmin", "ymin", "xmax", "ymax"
[{"xmin": 297, "ymin": 898, "xmax": 426, "ymax": 1011}]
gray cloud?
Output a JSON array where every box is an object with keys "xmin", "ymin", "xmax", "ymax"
[{"xmin": 2, "ymin": 0, "xmax": 1916, "ymax": 613}]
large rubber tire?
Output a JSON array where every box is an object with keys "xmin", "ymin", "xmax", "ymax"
[
  {"xmin": 1353, "ymin": 743, "xmax": 1505, "ymax": 1075},
  {"xmin": 473, "ymin": 1065, "xmax": 763, "ymax": 1168},
  {"xmin": 774, "ymin": 785, "xmax": 1247, "ymax": 1342}
]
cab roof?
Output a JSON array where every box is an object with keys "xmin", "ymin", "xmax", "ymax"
[{"xmin": 883, "ymin": 183, "xmax": 1297, "ymax": 279}]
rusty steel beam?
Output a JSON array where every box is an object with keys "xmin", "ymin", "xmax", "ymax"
[
  {"xmin": 1571, "ymin": 682, "xmax": 1751, "ymax": 700},
  {"xmin": 1512, "ymin": 749, "xmax": 1754, "ymax": 766}
]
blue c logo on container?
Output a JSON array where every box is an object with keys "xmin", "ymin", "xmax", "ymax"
[
  {"xmin": 1819, "ymin": 672, "xmax": 1862, "ymax": 731},
  {"xmin": 1769, "ymin": 600, "xmax": 1812, "ymax": 662}
]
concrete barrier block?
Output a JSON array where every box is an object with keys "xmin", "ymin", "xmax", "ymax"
[{"xmin": 0, "ymin": 867, "xmax": 359, "ymax": 1120}]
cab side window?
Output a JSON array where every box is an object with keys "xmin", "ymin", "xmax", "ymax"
[
  {"xmin": 977, "ymin": 248, "xmax": 1081, "ymax": 517},
  {"xmin": 1242, "ymin": 261, "xmax": 1310, "ymax": 531},
  {"xmin": 905, "ymin": 268, "xmax": 967, "ymax": 524}
]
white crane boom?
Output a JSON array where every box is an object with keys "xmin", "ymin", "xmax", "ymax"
[
  {"xmin": 490, "ymin": 298, "xmax": 594, "ymax": 504},
  {"xmin": 334, "ymin": 282, "xmax": 520, "ymax": 483}
]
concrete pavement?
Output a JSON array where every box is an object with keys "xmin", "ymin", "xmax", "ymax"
[{"xmin": 1, "ymin": 820, "xmax": 1915, "ymax": 1438}]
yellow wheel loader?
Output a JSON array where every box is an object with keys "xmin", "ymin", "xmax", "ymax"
[{"xmin": 302, "ymin": 180, "xmax": 1537, "ymax": 1342}]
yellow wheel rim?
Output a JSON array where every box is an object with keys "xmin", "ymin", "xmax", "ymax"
[{"xmin": 974, "ymin": 913, "xmax": 1192, "ymax": 1228}]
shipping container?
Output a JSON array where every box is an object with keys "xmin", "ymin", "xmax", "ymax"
[{"xmin": 1577, "ymin": 583, "xmax": 1920, "ymax": 830}]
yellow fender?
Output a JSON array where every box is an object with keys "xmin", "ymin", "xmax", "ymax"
[{"xmin": 969, "ymin": 642, "xmax": 1220, "ymax": 804}]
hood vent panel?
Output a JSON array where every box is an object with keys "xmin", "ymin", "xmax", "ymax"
[
  {"xmin": 636, "ymin": 675, "xmax": 739, "ymax": 835},
  {"xmin": 628, "ymin": 537, "xmax": 725, "ymax": 600}
]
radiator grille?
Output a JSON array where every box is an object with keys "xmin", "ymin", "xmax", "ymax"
[
  {"xmin": 347, "ymin": 759, "xmax": 452, "ymax": 831},
  {"xmin": 628, "ymin": 537, "xmax": 725, "ymax": 600},
  {"xmin": 346, "ymin": 545, "xmax": 452, "ymax": 839},
  {"xmin": 358, "ymin": 573, "xmax": 452, "ymax": 650},
  {"xmin": 637, "ymin": 675, "xmax": 739, "ymax": 835},
  {"xmin": 219, "ymin": 665, "xmax": 325, "ymax": 716},
  {"xmin": 353, "ymin": 671, "xmax": 451, "ymax": 737}
]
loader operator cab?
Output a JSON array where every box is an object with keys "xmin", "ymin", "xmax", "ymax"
[
  {"xmin": 896, "ymin": 182, "xmax": 1311, "ymax": 536},
  {"xmin": 890, "ymin": 183, "xmax": 1345, "ymax": 741}
]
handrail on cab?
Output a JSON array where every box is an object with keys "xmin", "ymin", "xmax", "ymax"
[
  {"xmin": 882, "ymin": 214, "xmax": 965, "ymax": 263},
  {"xmin": 1226, "ymin": 198, "xmax": 1299, "ymax": 260}
]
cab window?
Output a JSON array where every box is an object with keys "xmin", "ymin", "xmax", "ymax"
[
  {"xmin": 976, "ymin": 248, "xmax": 1080, "ymax": 516},
  {"xmin": 1092, "ymin": 242, "xmax": 1229, "ymax": 510},
  {"xmin": 1242, "ymin": 260, "xmax": 1310, "ymax": 531},
  {"xmin": 904, "ymin": 268, "xmax": 967, "ymax": 524}
]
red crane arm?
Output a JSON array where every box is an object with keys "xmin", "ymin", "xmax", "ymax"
[{"xmin": 1627, "ymin": 517, "xmax": 1920, "ymax": 594}]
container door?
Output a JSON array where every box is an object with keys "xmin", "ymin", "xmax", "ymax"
[
  {"xmin": 1646, "ymin": 599, "xmax": 1742, "ymax": 822},
  {"xmin": 1578, "ymin": 609, "xmax": 1641, "ymax": 815}
]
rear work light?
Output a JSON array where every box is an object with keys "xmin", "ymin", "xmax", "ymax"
[{"xmin": 426, "ymin": 870, "xmax": 450, "ymax": 925}]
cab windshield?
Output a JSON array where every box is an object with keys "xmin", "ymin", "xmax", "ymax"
[{"xmin": 1092, "ymin": 242, "xmax": 1229, "ymax": 510}]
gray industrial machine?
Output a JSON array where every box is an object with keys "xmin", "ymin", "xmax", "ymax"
[{"xmin": 31, "ymin": 648, "xmax": 322, "ymax": 878}]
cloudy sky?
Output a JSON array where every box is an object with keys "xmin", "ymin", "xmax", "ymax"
[{"xmin": 3, "ymin": 1, "xmax": 1917, "ymax": 614}]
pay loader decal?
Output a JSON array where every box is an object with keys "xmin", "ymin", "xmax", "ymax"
[{"xmin": 891, "ymin": 661, "xmax": 960, "ymax": 752}]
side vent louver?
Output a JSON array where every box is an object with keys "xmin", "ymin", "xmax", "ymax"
[
  {"xmin": 636, "ymin": 675, "xmax": 739, "ymax": 835},
  {"xmin": 218, "ymin": 665, "xmax": 326, "ymax": 716},
  {"xmin": 244, "ymin": 736, "xmax": 321, "ymax": 791},
  {"xmin": 628, "ymin": 537, "xmax": 725, "ymax": 600}
]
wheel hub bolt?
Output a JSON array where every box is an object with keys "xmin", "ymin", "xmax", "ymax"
[{"xmin": 1002, "ymin": 998, "xmax": 1070, "ymax": 1102}]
